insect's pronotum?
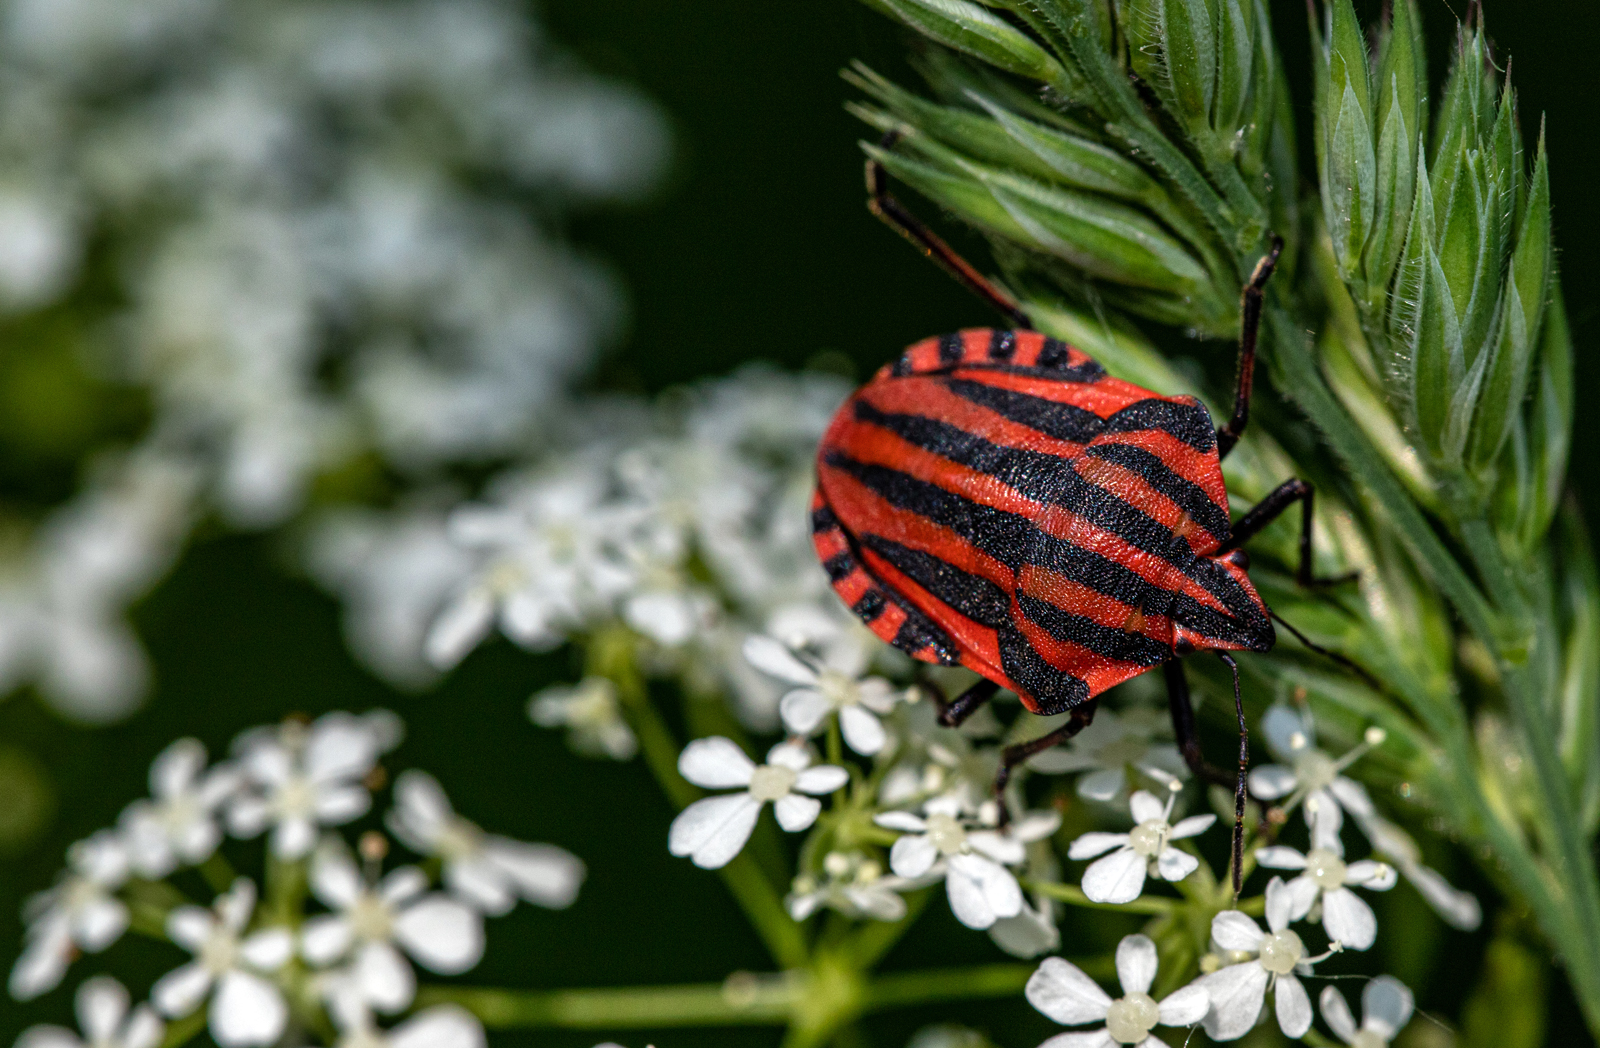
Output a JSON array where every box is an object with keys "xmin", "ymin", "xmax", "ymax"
[{"xmin": 811, "ymin": 132, "xmax": 1354, "ymax": 892}]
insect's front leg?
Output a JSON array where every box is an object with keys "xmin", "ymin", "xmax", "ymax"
[
  {"xmin": 992, "ymin": 698, "xmax": 1099, "ymax": 816},
  {"xmin": 915, "ymin": 673, "xmax": 1000, "ymax": 728},
  {"xmin": 1218, "ymin": 478, "xmax": 1358, "ymax": 588}
]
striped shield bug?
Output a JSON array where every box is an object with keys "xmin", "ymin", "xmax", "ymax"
[{"xmin": 812, "ymin": 134, "xmax": 1354, "ymax": 889}]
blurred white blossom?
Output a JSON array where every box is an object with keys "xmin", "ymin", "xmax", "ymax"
[
  {"xmin": 14, "ymin": 976, "xmax": 162, "ymax": 1048},
  {"xmin": 1320, "ymin": 976, "xmax": 1415, "ymax": 1047},
  {"xmin": 9, "ymin": 831, "xmax": 131, "ymax": 1000},
  {"xmin": 669, "ymin": 738, "xmax": 847, "ymax": 870},
  {"xmin": 528, "ymin": 676, "xmax": 638, "ymax": 761},
  {"xmin": 120, "ymin": 738, "xmax": 238, "ymax": 878}
]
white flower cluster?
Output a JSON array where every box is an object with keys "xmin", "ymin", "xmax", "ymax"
[
  {"xmin": 312, "ymin": 368, "xmax": 862, "ymax": 710},
  {"xmin": 0, "ymin": 0, "xmax": 666, "ymax": 720},
  {"xmin": 8, "ymin": 709, "xmax": 583, "ymax": 1048}
]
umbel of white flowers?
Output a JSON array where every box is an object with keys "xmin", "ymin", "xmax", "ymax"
[{"xmin": 8, "ymin": 708, "xmax": 585, "ymax": 1048}]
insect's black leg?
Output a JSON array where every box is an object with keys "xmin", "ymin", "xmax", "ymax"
[
  {"xmin": 867, "ymin": 131, "xmax": 1032, "ymax": 329},
  {"xmin": 915, "ymin": 674, "xmax": 1000, "ymax": 728},
  {"xmin": 1216, "ymin": 652, "xmax": 1249, "ymax": 898},
  {"xmin": 1163, "ymin": 660, "xmax": 1235, "ymax": 788},
  {"xmin": 1215, "ymin": 234, "xmax": 1283, "ymax": 460},
  {"xmin": 993, "ymin": 699, "xmax": 1099, "ymax": 805},
  {"xmin": 1218, "ymin": 478, "xmax": 1356, "ymax": 588}
]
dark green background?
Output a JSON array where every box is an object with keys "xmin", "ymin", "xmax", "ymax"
[{"xmin": 2, "ymin": 1, "xmax": 1597, "ymax": 1045}]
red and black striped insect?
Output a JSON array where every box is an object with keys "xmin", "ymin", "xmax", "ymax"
[{"xmin": 813, "ymin": 138, "xmax": 1349, "ymax": 888}]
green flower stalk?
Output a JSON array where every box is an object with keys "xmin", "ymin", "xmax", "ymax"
[{"xmin": 852, "ymin": 0, "xmax": 1600, "ymax": 1036}]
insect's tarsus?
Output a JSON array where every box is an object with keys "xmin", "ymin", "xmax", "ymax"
[
  {"xmin": 1216, "ymin": 234, "xmax": 1283, "ymax": 461},
  {"xmin": 866, "ymin": 130, "xmax": 1031, "ymax": 329}
]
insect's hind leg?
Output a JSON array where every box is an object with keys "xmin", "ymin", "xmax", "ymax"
[
  {"xmin": 1165, "ymin": 657, "xmax": 1251, "ymax": 897},
  {"xmin": 1217, "ymin": 478, "xmax": 1357, "ymax": 588},
  {"xmin": 1215, "ymin": 234, "xmax": 1283, "ymax": 460},
  {"xmin": 866, "ymin": 131, "xmax": 1031, "ymax": 329},
  {"xmin": 915, "ymin": 674, "xmax": 1001, "ymax": 728},
  {"xmin": 993, "ymin": 699, "xmax": 1099, "ymax": 802}
]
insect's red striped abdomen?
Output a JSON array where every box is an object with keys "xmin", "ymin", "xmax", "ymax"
[{"xmin": 813, "ymin": 329, "xmax": 1273, "ymax": 715}]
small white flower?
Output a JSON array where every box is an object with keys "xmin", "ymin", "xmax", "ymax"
[
  {"xmin": 1255, "ymin": 806, "xmax": 1396, "ymax": 950},
  {"xmin": 1025, "ymin": 705, "xmax": 1186, "ymax": 801},
  {"xmin": 1320, "ymin": 976, "xmax": 1415, "ymax": 1047},
  {"xmin": 1025, "ymin": 933, "xmax": 1209, "ymax": 1047},
  {"xmin": 301, "ymin": 841, "xmax": 484, "ymax": 1013},
  {"xmin": 151, "ymin": 879, "xmax": 293, "ymax": 1048},
  {"xmin": 388, "ymin": 770, "xmax": 585, "ymax": 916},
  {"xmin": 119, "ymin": 738, "xmax": 239, "ymax": 877},
  {"xmin": 1247, "ymin": 706, "xmax": 1381, "ymax": 833},
  {"xmin": 669, "ymin": 738, "xmax": 847, "ymax": 870},
  {"xmin": 787, "ymin": 851, "xmax": 910, "ymax": 922},
  {"xmin": 10, "ymin": 831, "xmax": 132, "ymax": 1000},
  {"xmin": 227, "ymin": 712, "xmax": 387, "ymax": 860},
  {"xmin": 528, "ymin": 676, "xmax": 637, "ymax": 761},
  {"xmin": 874, "ymin": 799, "xmax": 1059, "ymax": 930},
  {"xmin": 15, "ymin": 976, "xmax": 163, "ymax": 1048},
  {"xmin": 1067, "ymin": 789, "xmax": 1214, "ymax": 904},
  {"xmin": 1195, "ymin": 878, "xmax": 1322, "ymax": 1041},
  {"xmin": 744, "ymin": 634, "xmax": 901, "ymax": 756},
  {"xmin": 1357, "ymin": 811, "xmax": 1482, "ymax": 930}
]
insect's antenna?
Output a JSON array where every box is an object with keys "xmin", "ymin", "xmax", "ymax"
[
  {"xmin": 865, "ymin": 130, "xmax": 1032, "ymax": 329},
  {"xmin": 1217, "ymin": 651, "xmax": 1248, "ymax": 899},
  {"xmin": 1268, "ymin": 608, "xmax": 1383, "ymax": 691}
]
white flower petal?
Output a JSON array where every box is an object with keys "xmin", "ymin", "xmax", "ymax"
[
  {"xmin": 393, "ymin": 770, "xmax": 453, "ymax": 839},
  {"xmin": 1076, "ymin": 767, "xmax": 1125, "ymax": 801},
  {"xmin": 151, "ymin": 739, "xmax": 205, "ymax": 799},
  {"xmin": 8, "ymin": 927, "xmax": 69, "ymax": 1000},
  {"xmin": 779, "ymin": 689, "xmax": 833, "ymax": 735},
  {"xmin": 1402, "ymin": 862, "xmax": 1482, "ymax": 930},
  {"xmin": 300, "ymin": 915, "xmax": 353, "ymax": 965},
  {"xmin": 166, "ymin": 907, "xmax": 214, "ymax": 953},
  {"xmin": 425, "ymin": 591, "xmax": 495, "ymax": 670},
  {"xmin": 305, "ymin": 716, "xmax": 379, "ymax": 782},
  {"xmin": 967, "ymin": 831, "xmax": 1025, "ymax": 867},
  {"xmin": 1025, "ymin": 955, "xmax": 1113, "ymax": 1025},
  {"xmin": 123, "ymin": 1006, "xmax": 164, "ymax": 1048},
  {"xmin": 676, "ymin": 737, "xmax": 755, "ymax": 790},
  {"xmin": 874, "ymin": 811, "xmax": 927, "ymax": 833},
  {"xmin": 1329, "ymin": 775, "xmax": 1376, "ymax": 818},
  {"xmin": 1362, "ymin": 975, "xmax": 1415, "ymax": 1036},
  {"xmin": 773, "ymin": 793, "xmax": 821, "ymax": 832},
  {"xmin": 1115, "ymin": 934, "xmax": 1158, "ymax": 995},
  {"xmin": 889, "ymin": 834, "xmax": 938, "ymax": 878},
  {"xmin": 1169, "ymin": 813, "xmax": 1215, "ymax": 840},
  {"xmin": 210, "ymin": 971, "xmax": 287, "ymax": 1047},
  {"xmin": 839, "ymin": 705, "xmax": 886, "ymax": 756},
  {"xmin": 1321, "ymin": 888, "xmax": 1377, "ymax": 950},
  {"xmin": 1264, "ymin": 876, "xmax": 1295, "ymax": 933},
  {"xmin": 482, "ymin": 839, "xmax": 585, "ymax": 909},
  {"xmin": 1156, "ymin": 982, "xmax": 1209, "ymax": 1026},
  {"xmin": 393, "ymin": 896, "xmax": 485, "ymax": 974},
  {"xmin": 766, "ymin": 742, "xmax": 812, "ymax": 771},
  {"xmin": 1319, "ymin": 985, "xmax": 1358, "ymax": 1043},
  {"xmin": 355, "ymin": 940, "xmax": 416, "ymax": 1013},
  {"xmin": 794, "ymin": 764, "xmax": 848, "ymax": 795},
  {"xmin": 1010, "ymin": 810, "xmax": 1062, "ymax": 843},
  {"xmin": 76, "ymin": 898, "xmax": 129, "ymax": 952},
  {"xmin": 76, "ymin": 975, "xmax": 129, "ymax": 1042},
  {"xmin": 667, "ymin": 794, "xmax": 761, "ymax": 870},
  {"xmin": 1127, "ymin": 791, "xmax": 1164, "ymax": 824},
  {"xmin": 1254, "ymin": 846, "xmax": 1307, "ymax": 870},
  {"xmin": 1036, "ymin": 1033, "xmax": 1114, "ymax": 1048},
  {"xmin": 1154, "ymin": 847, "xmax": 1198, "ymax": 883},
  {"xmin": 13, "ymin": 1026, "xmax": 79, "ymax": 1048},
  {"xmin": 1197, "ymin": 962, "xmax": 1269, "ymax": 1041},
  {"xmin": 988, "ymin": 904, "xmax": 1059, "ymax": 959},
  {"xmin": 1347, "ymin": 860, "xmax": 1398, "ymax": 890},
  {"xmin": 313, "ymin": 785, "xmax": 372, "ymax": 825},
  {"xmin": 390, "ymin": 1006, "xmax": 486, "ymax": 1048},
  {"xmin": 152, "ymin": 962, "xmax": 212, "ymax": 1018},
  {"xmin": 1081, "ymin": 849, "xmax": 1146, "ymax": 905},
  {"xmin": 742, "ymin": 635, "xmax": 818, "ymax": 685},
  {"xmin": 1247, "ymin": 764, "xmax": 1296, "ymax": 800},
  {"xmin": 240, "ymin": 928, "xmax": 293, "ymax": 971},
  {"xmin": 225, "ymin": 796, "xmax": 270, "ymax": 839},
  {"xmin": 443, "ymin": 857, "xmax": 515, "ymax": 916},
  {"xmin": 1209, "ymin": 910, "xmax": 1264, "ymax": 953},
  {"xmin": 1067, "ymin": 832, "xmax": 1127, "ymax": 861},
  {"xmin": 1261, "ymin": 705, "xmax": 1310, "ymax": 757},
  {"xmin": 311, "ymin": 848, "xmax": 364, "ymax": 909},
  {"xmin": 1274, "ymin": 974, "xmax": 1313, "ymax": 1038},
  {"xmin": 1283, "ymin": 874, "xmax": 1320, "ymax": 920},
  {"xmin": 271, "ymin": 817, "xmax": 317, "ymax": 860},
  {"xmin": 945, "ymin": 854, "xmax": 1020, "ymax": 929}
]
